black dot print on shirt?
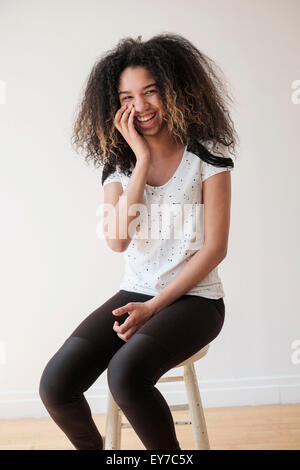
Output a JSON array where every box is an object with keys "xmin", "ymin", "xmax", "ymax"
[{"xmin": 121, "ymin": 151, "xmax": 224, "ymax": 299}]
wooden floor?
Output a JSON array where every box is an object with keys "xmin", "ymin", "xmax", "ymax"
[{"xmin": 0, "ymin": 404, "xmax": 299, "ymax": 450}]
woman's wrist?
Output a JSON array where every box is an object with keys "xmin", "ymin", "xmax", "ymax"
[
  {"xmin": 135, "ymin": 154, "xmax": 151, "ymax": 169},
  {"xmin": 145, "ymin": 298, "xmax": 162, "ymax": 316}
]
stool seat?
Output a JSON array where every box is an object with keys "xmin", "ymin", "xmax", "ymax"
[
  {"xmin": 172, "ymin": 344, "xmax": 209, "ymax": 368},
  {"xmin": 105, "ymin": 344, "xmax": 210, "ymax": 450}
]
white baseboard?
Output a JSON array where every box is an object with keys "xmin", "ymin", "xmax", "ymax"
[{"xmin": 0, "ymin": 374, "xmax": 299, "ymax": 419}]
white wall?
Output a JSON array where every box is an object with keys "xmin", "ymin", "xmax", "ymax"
[{"xmin": 0, "ymin": 0, "xmax": 299, "ymax": 419}]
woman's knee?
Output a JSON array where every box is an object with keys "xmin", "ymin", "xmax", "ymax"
[
  {"xmin": 107, "ymin": 354, "xmax": 130, "ymax": 394},
  {"xmin": 39, "ymin": 338, "xmax": 81, "ymax": 406},
  {"xmin": 107, "ymin": 334, "xmax": 163, "ymax": 405},
  {"xmin": 39, "ymin": 335, "xmax": 106, "ymax": 406},
  {"xmin": 39, "ymin": 357, "xmax": 69, "ymax": 406},
  {"xmin": 107, "ymin": 351, "xmax": 144, "ymax": 405}
]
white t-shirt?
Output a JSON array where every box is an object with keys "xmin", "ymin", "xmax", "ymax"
[{"xmin": 102, "ymin": 140, "xmax": 233, "ymax": 299}]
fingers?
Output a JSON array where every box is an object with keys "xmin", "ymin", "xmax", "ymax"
[
  {"xmin": 119, "ymin": 328, "xmax": 136, "ymax": 342},
  {"xmin": 120, "ymin": 104, "xmax": 134, "ymax": 129},
  {"xmin": 113, "ymin": 319, "xmax": 128, "ymax": 334},
  {"xmin": 113, "ymin": 321, "xmax": 136, "ymax": 342},
  {"xmin": 117, "ymin": 314, "xmax": 135, "ymax": 333},
  {"xmin": 114, "ymin": 104, "xmax": 129, "ymax": 124},
  {"xmin": 113, "ymin": 311, "xmax": 135, "ymax": 334},
  {"xmin": 127, "ymin": 104, "xmax": 136, "ymax": 130},
  {"xmin": 113, "ymin": 104, "xmax": 127, "ymax": 130},
  {"xmin": 115, "ymin": 103, "xmax": 127, "ymax": 118},
  {"xmin": 114, "ymin": 104, "xmax": 134, "ymax": 133},
  {"xmin": 112, "ymin": 302, "xmax": 134, "ymax": 316}
]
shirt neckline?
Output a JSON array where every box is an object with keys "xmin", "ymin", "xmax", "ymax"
[{"xmin": 145, "ymin": 144, "xmax": 188, "ymax": 190}]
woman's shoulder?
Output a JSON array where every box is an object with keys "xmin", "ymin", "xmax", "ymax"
[
  {"xmin": 187, "ymin": 138, "xmax": 235, "ymax": 168},
  {"xmin": 101, "ymin": 160, "xmax": 134, "ymax": 187}
]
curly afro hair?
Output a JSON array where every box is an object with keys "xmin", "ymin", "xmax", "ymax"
[{"xmin": 71, "ymin": 32, "xmax": 238, "ymax": 182}]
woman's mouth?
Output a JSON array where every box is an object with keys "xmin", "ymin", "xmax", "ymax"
[{"xmin": 134, "ymin": 112, "xmax": 157, "ymax": 128}]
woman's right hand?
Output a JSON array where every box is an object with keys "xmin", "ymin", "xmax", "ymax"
[{"xmin": 113, "ymin": 103, "xmax": 151, "ymax": 164}]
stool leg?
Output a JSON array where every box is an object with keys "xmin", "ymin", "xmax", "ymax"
[
  {"xmin": 184, "ymin": 362, "xmax": 210, "ymax": 450},
  {"xmin": 105, "ymin": 392, "xmax": 122, "ymax": 450}
]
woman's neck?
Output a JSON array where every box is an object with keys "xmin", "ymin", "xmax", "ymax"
[{"xmin": 144, "ymin": 131, "xmax": 185, "ymax": 161}]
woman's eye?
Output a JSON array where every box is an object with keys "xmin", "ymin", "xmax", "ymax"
[{"xmin": 122, "ymin": 90, "xmax": 156, "ymax": 102}]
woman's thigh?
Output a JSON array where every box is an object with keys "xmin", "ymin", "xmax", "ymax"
[
  {"xmin": 69, "ymin": 289, "xmax": 224, "ymax": 356},
  {"xmin": 135, "ymin": 293, "xmax": 225, "ymax": 367},
  {"xmin": 107, "ymin": 293, "xmax": 225, "ymax": 398},
  {"xmin": 40, "ymin": 289, "xmax": 225, "ymax": 404},
  {"xmin": 40, "ymin": 290, "xmax": 152, "ymax": 404}
]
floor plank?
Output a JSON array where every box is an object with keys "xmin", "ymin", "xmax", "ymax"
[{"xmin": 0, "ymin": 404, "xmax": 299, "ymax": 450}]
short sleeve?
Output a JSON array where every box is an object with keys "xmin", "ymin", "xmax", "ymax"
[
  {"xmin": 102, "ymin": 165, "xmax": 122, "ymax": 188},
  {"xmin": 200, "ymin": 140, "xmax": 234, "ymax": 182},
  {"xmin": 201, "ymin": 160, "xmax": 233, "ymax": 182}
]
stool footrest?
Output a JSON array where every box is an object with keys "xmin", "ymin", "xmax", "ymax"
[
  {"xmin": 158, "ymin": 375, "xmax": 183, "ymax": 383},
  {"xmin": 117, "ymin": 403, "xmax": 189, "ymax": 413},
  {"xmin": 174, "ymin": 420, "xmax": 192, "ymax": 425},
  {"xmin": 121, "ymin": 423, "xmax": 133, "ymax": 429},
  {"xmin": 121, "ymin": 418, "xmax": 192, "ymax": 429},
  {"xmin": 168, "ymin": 404, "xmax": 189, "ymax": 411}
]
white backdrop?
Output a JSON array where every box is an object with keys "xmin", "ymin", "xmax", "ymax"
[{"xmin": 0, "ymin": 0, "xmax": 299, "ymax": 419}]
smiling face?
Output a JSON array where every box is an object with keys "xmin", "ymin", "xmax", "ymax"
[{"xmin": 118, "ymin": 66, "xmax": 166, "ymax": 136}]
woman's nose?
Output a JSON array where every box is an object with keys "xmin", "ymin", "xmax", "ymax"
[{"xmin": 133, "ymin": 96, "xmax": 151, "ymax": 112}]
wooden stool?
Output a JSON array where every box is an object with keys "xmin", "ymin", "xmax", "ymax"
[{"xmin": 104, "ymin": 344, "xmax": 210, "ymax": 450}]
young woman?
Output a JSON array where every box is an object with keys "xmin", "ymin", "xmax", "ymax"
[{"xmin": 39, "ymin": 33, "xmax": 237, "ymax": 451}]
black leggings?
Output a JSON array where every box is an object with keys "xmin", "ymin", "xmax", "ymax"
[{"xmin": 39, "ymin": 289, "xmax": 225, "ymax": 450}]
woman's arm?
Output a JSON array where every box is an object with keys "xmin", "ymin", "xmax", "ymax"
[
  {"xmin": 147, "ymin": 171, "xmax": 231, "ymax": 315},
  {"xmin": 103, "ymin": 157, "xmax": 150, "ymax": 252}
]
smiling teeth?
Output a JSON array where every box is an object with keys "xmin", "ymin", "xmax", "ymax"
[{"xmin": 137, "ymin": 113, "xmax": 155, "ymax": 122}]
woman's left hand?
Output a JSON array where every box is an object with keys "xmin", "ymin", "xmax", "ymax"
[{"xmin": 112, "ymin": 301, "xmax": 155, "ymax": 342}]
